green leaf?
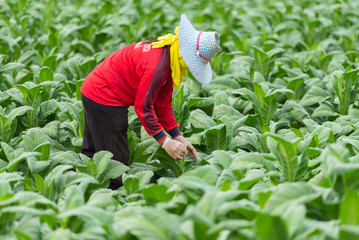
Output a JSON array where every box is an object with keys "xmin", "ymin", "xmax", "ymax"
[
  {"xmin": 98, "ymin": 160, "xmax": 129, "ymax": 184},
  {"xmin": 340, "ymin": 189, "xmax": 359, "ymax": 225},
  {"xmin": 209, "ymin": 150, "xmax": 234, "ymax": 171},
  {"xmin": 266, "ymin": 133, "xmax": 298, "ymax": 182},
  {"xmin": 214, "ymin": 91, "xmax": 230, "ymax": 106},
  {"xmin": 38, "ymin": 99, "xmax": 58, "ymax": 121},
  {"xmin": 23, "ymin": 128, "xmax": 51, "ymax": 153},
  {"xmin": 0, "ymin": 62, "xmax": 25, "ymax": 73},
  {"xmin": 202, "ymin": 78, "xmax": 240, "ymax": 92},
  {"xmin": 39, "ymin": 66, "xmax": 54, "ymax": 82},
  {"xmin": 253, "ymin": 46, "xmax": 270, "ymax": 79},
  {"xmin": 205, "ymin": 124, "xmax": 227, "ymax": 151},
  {"xmin": 184, "ymin": 165, "xmax": 218, "ymax": 186},
  {"xmin": 142, "ymin": 184, "xmax": 175, "ymax": 204},
  {"xmin": 320, "ymin": 144, "xmax": 359, "ymax": 177},
  {"xmin": 33, "ymin": 174, "xmax": 45, "ymax": 194},
  {"xmin": 340, "ymin": 225, "xmax": 359, "ymax": 240},
  {"xmin": 123, "ymin": 175, "xmax": 139, "ymax": 194},
  {"xmin": 312, "ymin": 104, "xmax": 339, "ymax": 117},
  {"xmin": 93, "ymin": 151, "xmax": 112, "ymax": 178},
  {"xmin": 213, "ymin": 104, "xmax": 242, "ymax": 120},
  {"xmin": 34, "ymin": 142, "xmax": 51, "ymax": 160},
  {"xmin": 132, "ymin": 139, "xmax": 159, "ymax": 163},
  {"xmin": 136, "ymin": 170, "xmax": 154, "ymax": 190},
  {"xmin": 0, "ymin": 115, "xmax": 12, "ymax": 142},
  {"xmin": 300, "ymin": 87, "xmax": 330, "ymax": 107},
  {"xmin": 253, "ymin": 82, "xmax": 266, "ymax": 107},
  {"xmin": 7, "ymin": 106, "xmax": 33, "ymax": 124},
  {"xmin": 230, "ymin": 153, "xmax": 270, "ymax": 171},
  {"xmin": 12, "ymin": 216, "xmax": 41, "ymax": 240},
  {"xmin": 0, "ymin": 180, "xmax": 12, "ymax": 198},
  {"xmin": 256, "ymin": 213, "xmax": 288, "ymax": 240},
  {"xmin": 58, "ymin": 205, "xmax": 113, "ymax": 226},
  {"xmin": 64, "ymin": 185, "xmax": 85, "ymax": 210},
  {"xmin": 263, "ymin": 182, "xmax": 321, "ymax": 214},
  {"xmin": 196, "ymin": 189, "xmax": 239, "ymax": 221},
  {"xmin": 115, "ymin": 207, "xmax": 180, "ymax": 240},
  {"xmin": 188, "ymin": 109, "xmax": 216, "ymax": 130}
]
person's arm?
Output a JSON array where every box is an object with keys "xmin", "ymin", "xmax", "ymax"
[
  {"xmin": 133, "ymin": 65, "xmax": 167, "ymax": 142},
  {"xmin": 154, "ymin": 77, "xmax": 197, "ymax": 159},
  {"xmin": 153, "ymin": 77, "xmax": 181, "ymax": 138},
  {"xmin": 134, "ymin": 47, "xmax": 187, "ymax": 160}
]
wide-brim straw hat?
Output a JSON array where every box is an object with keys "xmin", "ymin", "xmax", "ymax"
[{"xmin": 178, "ymin": 14, "xmax": 222, "ymax": 84}]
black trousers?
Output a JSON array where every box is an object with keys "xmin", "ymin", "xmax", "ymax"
[{"xmin": 81, "ymin": 94, "xmax": 129, "ymax": 189}]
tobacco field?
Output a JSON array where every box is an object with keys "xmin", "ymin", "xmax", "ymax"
[{"xmin": 1, "ymin": 0, "xmax": 359, "ymax": 239}]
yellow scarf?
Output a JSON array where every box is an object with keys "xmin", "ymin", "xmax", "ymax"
[{"xmin": 152, "ymin": 26, "xmax": 188, "ymax": 89}]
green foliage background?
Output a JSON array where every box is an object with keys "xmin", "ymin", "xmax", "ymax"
[{"xmin": 1, "ymin": 0, "xmax": 359, "ymax": 239}]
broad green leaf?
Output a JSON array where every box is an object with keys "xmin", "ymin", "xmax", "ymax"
[
  {"xmin": 87, "ymin": 190, "xmax": 116, "ymax": 208},
  {"xmin": 214, "ymin": 91, "xmax": 230, "ymax": 106},
  {"xmin": 209, "ymin": 150, "xmax": 234, "ymax": 171},
  {"xmin": 142, "ymin": 184, "xmax": 175, "ymax": 204},
  {"xmin": 23, "ymin": 128, "xmax": 51, "ymax": 153},
  {"xmin": 8, "ymin": 152, "xmax": 42, "ymax": 172},
  {"xmin": 256, "ymin": 213, "xmax": 288, "ymax": 240},
  {"xmin": 115, "ymin": 207, "xmax": 180, "ymax": 240},
  {"xmin": 212, "ymin": 104, "xmax": 242, "ymax": 120},
  {"xmin": 263, "ymin": 182, "xmax": 321, "ymax": 214},
  {"xmin": 266, "ymin": 133, "xmax": 298, "ymax": 182},
  {"xmin": 26, "ymin": 156, "xmax": 51, "ymax": 173},
  {"xmin": 58, "ymin": 205, "xmax": 113, "ymax": 226},
  {"xmin": 312, "ymin": 104, "xmax": 339, "ymax": 118},
  {"xmin": 135, "ymin": 170, "xmax": 154, "ymax": 190},
  {"xmin": 205, "ymin": 124, "xmax": 227, "ymax": 151},
  {"xmin": 340, "ymin": 189, "xmax": 359, "ymax": 225},
  {"xmin": 132, "ymin": 139, "xmax": 159, "ymax": 163},
  {"xmin": 33, "ymin": 174, "xmax": 45, "ymax": 194},
  {"xmin": 218, "ymin": 199, "xmax": 260, "ymax": 220},
  {"xmin": 39, "ymin": 66, "xmax": 54, "ymax": 82},
  {"xmin": 320, "ymin": 144, "xmax": 359, "ymax": 177},
  {"xmin": 0, "ymin": 62, "xmax": 25, "ymax": 73},
  {"xmin": 219, "ymin": 115, "xmax": 233, "ymax": 148},
  {"xmin": 123, "ymin": 175, "xmax": 139, "ymax": 194},
  {"xmin": 300, "ymin": 87, "xmax": 330, "ymax": 107},
  {"xmin": 7, "ymin": 105, "xmax": 33, "ymax": 124},
  {"xmin": 98, "ymin": 160, "xmax": 129, "ymax": 184},
  {"xmin": 230, "ymin": 153, "xmax": 269, "ymax": 171},
  {"xmin": 38, "ymin": 100, "xmax": 58, "ymax": 121},
  {"xmin": 184, "ymin": 165, "xmax": 218, "ymax": 186},
  {"xmin": 93, "ymin": 151, "xmax": 112, "ymax": 178},
  {"xmin": 188, "ymin": 109, "xmax": 216, "ymax": 130},
  {"xmin": 13, "ymin": 216, "xmax": 41, "ymax": 240},
  {"xmin": 340, "ymin": 225, "xmax": 359, "ymax": 240},
  {"xmin": 0, "ymin": 115, "xmax": 12, "ymax": 142},
  {"xmin": 34, "ymin": 142, "xmax": 50, "ymax": 160},
  {"xmin": 0, "ymin": 180, "xmax": 12, "ymax": 198},
  {"xmin": 196, "ymin": 189, "xmax": 240, "ymax": 221},
  {"xmin": 64, "ymin": 185, "xmax": 85, "ymax": 210},
  {"xmin": 202, "ymin": 78, "xmax": 240, "ymax": 93},
  {"xmin": 0, "ymin": 172, "xmax": 23, "ymax": 182},
  {"xmin": 253, "ymin": 82, "xmax": 266, "ymax": 107}
]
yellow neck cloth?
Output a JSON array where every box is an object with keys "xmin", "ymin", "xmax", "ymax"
[{"xmin": 152, "ymin": 26, "xmax": 188, "ymax": 89}]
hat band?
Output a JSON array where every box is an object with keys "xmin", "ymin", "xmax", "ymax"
[{"xmin": 196, "ymin": 32, "xmax": 211, "ymax": 62}]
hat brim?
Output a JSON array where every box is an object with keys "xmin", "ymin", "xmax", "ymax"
[{"xmin": 178, "ymin": 15, "xmax": 212, "ymax": 85}]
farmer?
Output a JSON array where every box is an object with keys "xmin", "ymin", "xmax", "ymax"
[{"xmin": 80, "ymin": 14, "xmax": 221, "ymax": 189}]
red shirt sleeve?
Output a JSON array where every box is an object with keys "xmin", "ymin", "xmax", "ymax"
[
  {"xmin": 134, "ymin": 46, "xmax": 171, "ymax": 142},
  {"xmin": 153, "ymin": 77, "xmax": 181, "ymax": 138}
]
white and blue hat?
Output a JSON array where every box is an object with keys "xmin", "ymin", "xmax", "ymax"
[{"xmin": 178, "ymin": 14, "xmax": 222, "ymax": 84}]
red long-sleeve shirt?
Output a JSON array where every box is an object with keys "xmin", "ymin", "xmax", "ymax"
[{"xmin": 81, "ymin": 42, "xmax": 181, "ymax": 141}]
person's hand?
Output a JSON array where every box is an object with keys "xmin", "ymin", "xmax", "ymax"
[
  {"xmin": 161, "ymin": 137, "xmax": 187, "ymax": 160},
  {"xmin": 173, "ymin": 135, "xmax": 197, "ymax": 159}
]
